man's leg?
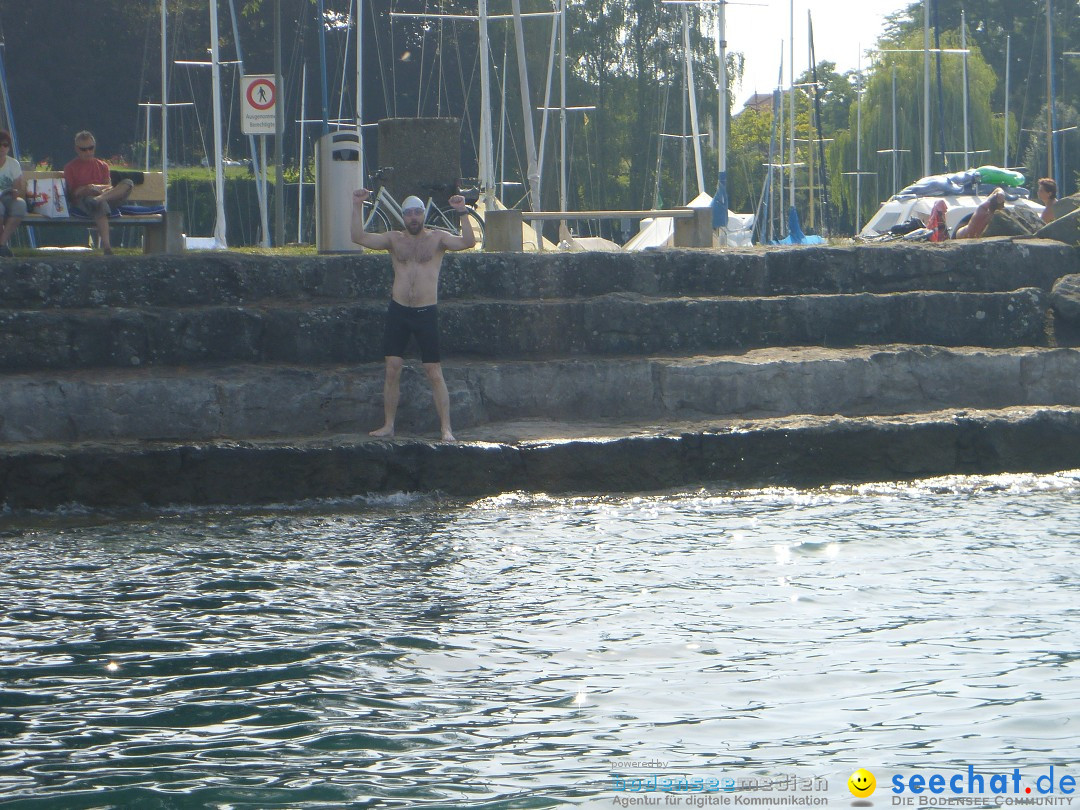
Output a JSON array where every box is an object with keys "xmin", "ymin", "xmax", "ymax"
[
  {"xmin": 91, "ymin": 181, "xmax": 133, "ymax": 255},
  {"xmin": 370, "ymin": 355, "xmax": 404, "ymax": 437},
  {"xmin": 99, "ymin": 179, "xmax": 134, "ymax": 206},
  {"xmin": 423, "ymin": 362, "xmax": 454, "ymax": 442},
  {"xmin": 94, "ymin": 212, "xmax": 113, "ymax": 254}
]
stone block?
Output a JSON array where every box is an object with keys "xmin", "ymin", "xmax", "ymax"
[{"xmin": 483, "ymin": 209, "xmax": 524, "ymax": 252}]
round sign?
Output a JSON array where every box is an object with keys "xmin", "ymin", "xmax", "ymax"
[{"xmin": 246, "ymin": 79, "xmax": 276, "ymax": 111}]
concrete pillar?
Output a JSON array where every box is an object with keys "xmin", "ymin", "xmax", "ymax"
[
  {"xmin": 376, "ymin": 118, "xmax": 461, "ymax": 207},
  {"xmin": 673, "ymin": 207, "xmax": 718, "ymax": 248},
  {"xmin": 145, "ymin": 211, "xmax": 186, "ymax": 254},
  {"xmin": 484, "ymin": 209, "xmax": 523, "ymax": 252}
]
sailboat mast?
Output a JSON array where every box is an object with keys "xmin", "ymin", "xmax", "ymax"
[
  {"xmin": 210, "ymin": 0, "xmax": 227, "ymax": 247},
  {"xmin": 961, "ymin": 10, "xmax": 969, "ymax": 168},
  {"xmin": 788, "ymin": 0, "xmax": 794, "ymax": 210},
  {"xmin": 718, "ymin": 1, "xmax": 727, "ymax": 181},
  {"xmin": 1046, "ymin": 0, "xmax": 1056, "ymax": 182},
  {"xmin": 161, "ymin": 0, "xmax": 168, "ymax": 208},
  {"xmin": 1004, "ymin": 35, "xmax": 1010, "ymax": 167},
  {"xmin": 560, "ymin": 0, "xmax": 567, "ymax": 212},
  {"xmin": 479, "ymin": 0, "xmax": 495, "ymax": 209},
  {"xmin": 923, "ymin": 0, "xmax": 930, "ymax": 176},
  {"xmin": 683, "ymin": 10, "xmax": 706, "ymax": 194}
]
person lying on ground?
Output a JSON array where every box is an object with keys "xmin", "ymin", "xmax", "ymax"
[{"xmin": 954, "ymin": 188, "xmax": 1006, "ymax": 239}]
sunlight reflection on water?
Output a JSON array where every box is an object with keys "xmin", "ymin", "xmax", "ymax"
[{"xmin": 0, "ymin": 472, "xmax": 1078, "ymax": 807}]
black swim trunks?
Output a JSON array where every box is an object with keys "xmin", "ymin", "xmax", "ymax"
[{"xmin": 382, "ymin": 299, "xmax": 441, "ymax": 363}]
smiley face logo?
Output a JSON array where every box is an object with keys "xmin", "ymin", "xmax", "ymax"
[{"xmin": 848, "ymin": 768, "xmax": 877, "ymax": 798}]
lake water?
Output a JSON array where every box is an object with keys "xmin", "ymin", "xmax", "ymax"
[{"xmin": 1, "ymin": 472, "xmax": 1078, "ymax": 809}]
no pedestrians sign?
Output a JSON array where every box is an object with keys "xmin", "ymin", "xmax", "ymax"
[{"xmin": 241, "ymin": 74, "xmax": 277, "ymax": 135}]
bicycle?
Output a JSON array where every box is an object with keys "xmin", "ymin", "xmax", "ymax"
[
  {"xmin": 360, "ymin": 167, "xmax": 485, "ymax": 248},
  {"xmin": 359, "ymin": 166, "xmax": 401, "ymax": 235},
  {"xmin": 418, "ymin": 180, "xmax": 486, "ymax": 248}
]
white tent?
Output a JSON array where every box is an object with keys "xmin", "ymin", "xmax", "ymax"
[
  {"xmin": 622, "ymin": 192, "xmax": 754, "ymax": 251},
  {"xmin": 860, "ymin": 191, "xmax": 1044, "ymax": 238}
]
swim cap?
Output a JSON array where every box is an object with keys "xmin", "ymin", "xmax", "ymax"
[{"xmin": 402, "ymin": 195, "xmax": 425, "ymax": 213}]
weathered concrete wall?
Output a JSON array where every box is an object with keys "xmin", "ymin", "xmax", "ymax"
[
  {"xmin": 0, "ymin": 289, "xmax": 1051, "ymax": 371},
  {"xmin": 5, "ymin": 347, "xmax": 1080, "ymax": 444},
  {"xmin": 0, "ymin": 239, "xmax": 1075, "ymax": 310},
  {"xmin": 1, "ymin": 241, "xmax": 1080, "ymax": 508},
  {"xmin": 2, "ymin": 407, "xmax": 1079, "ymax": 509}
]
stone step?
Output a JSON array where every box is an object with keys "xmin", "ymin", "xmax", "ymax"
[
  {"xmin": 3, "ymin": 406, "xmax": 1079, "ymax": 509},
  {"xmin": 0, "ymin": 241, "xmax": 1074, "ymax": 310},
  {"xmin": 0, "ymin": 290, "xmax": 1050, "ymax": 371},
  {"xmin": 3, "ymin": 346, "xmax": 1079, "ymax": 443}
]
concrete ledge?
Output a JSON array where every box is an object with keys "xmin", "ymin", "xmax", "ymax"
[
  {"xmin": 1, "ymin": 241, "xmax": 1076, "ymax": 309},
  {"xmin": 4, "ymin": 347, "xmax": 1080, "ymax": 444},
  {"xmin": 3, "ymin": 407, "xmax": 1079, "ymax": 509},
  {"xmin": 0, "ymin": 289, "xmax": 1050, "ymax": 371}
]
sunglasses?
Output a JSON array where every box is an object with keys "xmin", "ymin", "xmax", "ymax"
[
  {"xmin": 78, "ymin": 145, "xmax": 96, "ymax": 152},
  {"xmin": 0, "ymin": 143, "xmax": 10, "ymax": 148}
]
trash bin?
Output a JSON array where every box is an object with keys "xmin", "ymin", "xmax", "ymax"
[{"xmin": 315, "ymin": 130, "xmax": 363, "ymax": 253}]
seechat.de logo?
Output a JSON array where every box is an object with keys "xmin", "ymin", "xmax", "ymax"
[{"xmin": 849, "ymin": 768, "xmax": 877, "ymax": 798}]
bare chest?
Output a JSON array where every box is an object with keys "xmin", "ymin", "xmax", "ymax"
[{"xmin": 393, "ymin": 232, "xmax": 439, "ymax": 265}]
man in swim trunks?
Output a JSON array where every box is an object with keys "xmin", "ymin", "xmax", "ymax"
[{"xmin": 351, "ymin": 189, "xmax": 475, "ymax": 441}]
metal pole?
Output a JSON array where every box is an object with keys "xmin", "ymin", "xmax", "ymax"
[
  {"xmin": 511, "ymin": 0, "xmax": 542, "ymax": 246},
  {"xmin": 718, "ymin": 0, "xmax": 728, "ymax": 240},
  {"xmin": 856, "ymin": 56, "xmax": 862, "ymax": 233},
  {"xmin": 298, "ymin": 62, "xmax": 306, "ymax": 244},
  {"xmin": 228, "ymin": 0, "xmax": 268, "ymax": 246},
  {"xmin": 961, "ymin": 10, "xmax": 969, "ymax": 169},
  {"xmin": 923, "ymin": 0, "xmax": 930, "ymax": 176},
  {"xmin": 479, "ymin": 0, "xmax": 495, "ymax": 208},
  {"xmin": 275, "ymin": 0, "xmax": 286, "ymax": 246},
  {"xmin": 788, "ymin": 0, "xmax": 794, "ymax": 210},
  {"xmin": 559, "ymin": 0, "xmax": 567, "ymax": 212},
  {"xmin": 355, "ymin": 0, "xmax": 364, "ymax": 186},
  {"xmin": 318, "ymin": 0, "xmax": 330, "ymax": 133},
  {"xmin": 210, "ymin": 0, "xmax": 228, "ymax": 246},
  {"xmin": 683, "ymin": 9, "xmax": 705, "ymax": 194},
  {"xmin": 1004, "ymin": 35, "xmax": 1010, "ymax": 166},
  {"xmin": 161, "ymin": 0, "xmax": 168, "ymax": 207},
  {"xmin": 1046, "ymin": 0, "xmax": 1056, "ymax": 182}
]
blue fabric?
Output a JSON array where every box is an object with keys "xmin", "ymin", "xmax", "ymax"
[
  {"xmin": 711, "ymin": 171, "xmax": 729, "ymax": 229},
  {"xmin": 787, "ymin": 206, "xmax": 805, "ymax": 243},
  {"xmin": 118, "ymin": 204, "xmax": 166, "ymax": 215},
  {"xmin": 771, "ymin": 206, "xmax": 824, "ymax": 245}
]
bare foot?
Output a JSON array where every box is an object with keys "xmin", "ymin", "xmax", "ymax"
[
  {"xmin": 441, "ymin": 430, "xmax": 456, "ymax": 442},
  {"xmin": 369, "ymin": 425, "xmax": 394, "ymax": 438}
]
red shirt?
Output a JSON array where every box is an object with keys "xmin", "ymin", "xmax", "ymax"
[{"xmin": 63, "ymin": 157, "xmax": 111, "ymax": 201}]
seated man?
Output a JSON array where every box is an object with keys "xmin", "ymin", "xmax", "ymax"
[
  {"xmin": 1037, "ymin": 177, "xmax": 1058, "ymax": 224},
  {"xmin": 62, "ymin": 130, "xmax": 133, "ymax": 255},
  {"xmin": 0, "ymin": 130, "xmax": 27, "ymax": 257},
  {"xmin": 954, "ymin": 188, "xmax": 1006, "ymax": 239}
]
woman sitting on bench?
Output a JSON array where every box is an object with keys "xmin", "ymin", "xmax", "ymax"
[{"xmin": 0, "ymin": 130, "xmax": 27, "ymax": 257}]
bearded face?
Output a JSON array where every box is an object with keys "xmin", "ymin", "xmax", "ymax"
[{"xmin": 403, "ymin": 208, "xmax": 425, "ymax": 235}]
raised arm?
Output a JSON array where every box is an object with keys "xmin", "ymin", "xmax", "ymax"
[
  {"xmin": 351, "ymin": 189, "xmax": 393, "ymax": 250},
  {"xmin": 437, "ymin": 194, "xmax": 477, "ymax": 252}
]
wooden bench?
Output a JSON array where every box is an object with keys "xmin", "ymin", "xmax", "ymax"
[{"xmin": 22, "ymin": 170, "xmax": 185, "ymax": 254}]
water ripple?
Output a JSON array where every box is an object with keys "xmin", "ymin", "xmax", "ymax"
[{"xmin": 1, "ymin": 472, "xmax": 1078, "ymax": 806}]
